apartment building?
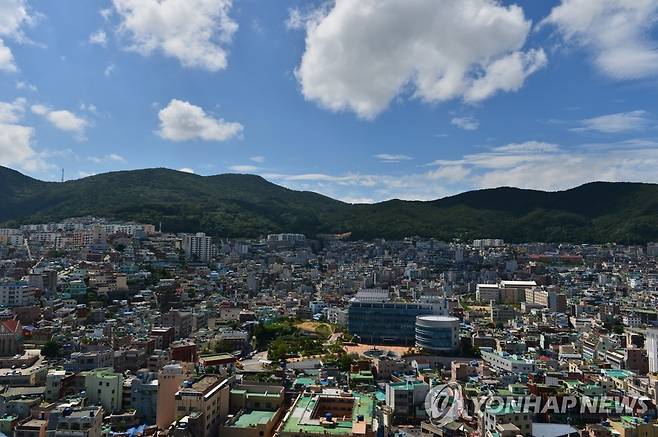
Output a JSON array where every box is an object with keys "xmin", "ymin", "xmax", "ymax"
[
  {"xmin": 182, "ymin": 233, "xmax": 214, "ymax": 263},
  {"xmin": 174, "ymin": 376, "xmax": 231, "ymax": 437},
  {"xmin": 82, "ymin": 368, "xmax": 124, "ymax": 413},
  {"xmin": 50, "ymin": 406, "xmax": 104, "ymax": 437},
  {"xmin": 480, "ymin": 347, "xmax": 535, "ymax": 374},
  {"xmin": 0, "ymin": 281, "xmax": 36, "ymax": 307}
]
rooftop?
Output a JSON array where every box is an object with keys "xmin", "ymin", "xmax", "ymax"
[
  {"xmin": 280, "ymin": 391, "xmax": 374, "ymax": 435},
  {"xmin": 231, "ymin": 410, "xmax": 276, "ymax": 428}
]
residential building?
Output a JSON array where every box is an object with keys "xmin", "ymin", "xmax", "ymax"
[
  {"xmin": 182, "ymin": 233, "xmax": 214, "ymax": 263},
  {"xmin": 82, "ymin": 368, "xmax": 124, "ymax": 413},
  {"xmin": 174, "ymin": 375, "xmax": 231, "ymax": 437}
]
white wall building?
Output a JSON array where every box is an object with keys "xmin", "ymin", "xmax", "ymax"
[
  {"xmin": 480, "ymin": 347, "xmax": 535, "ymax": 374},
  {"xmin": 0, "ymin": 280, "xmax": 36, "ymax": 307},
  {"xmin": 182, "ymin": 233, "xmax": 214, "ymax": 263}
]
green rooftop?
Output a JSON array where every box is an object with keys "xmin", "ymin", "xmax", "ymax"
[
  {"xmin": 294, "ymin": 377, "xmax": 316, "ymax": 387},
  {"xmin": 280, "ymin": 392, "xmax": 375, "ymax": 435},
  {"xmin": 603, "ymin": 369, "xmax": 632, "ymax": 379},
  {"xmin": 231, "ymin": 410, "xmax": 276, "ymax": 428}
]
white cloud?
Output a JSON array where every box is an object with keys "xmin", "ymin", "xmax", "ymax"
[
  {"xmin": 493, "ymin": 141, "xmax": 560, "ymax": 153},
  {"xmin": 178, "ymin": 167, "xmax": 195, "ymax": 173},
  {"xmin": 292, "ymin": 0, "xmax": 546, "ymax": 119},
  {"xmin": 104, "ymin": 64, "xmax": 115, "ymax": 77},
  {"xmin": 263, "ymin": 171, "xmax": 452, "ymax": 202},
  {"xmin": 0, "ymin": 123, "xmax": 43, "ymax": 171},
  {"xmin": 15, "ymin": 80, "xmax": 36, "ymax": 92},
  {"xmin": 31, "ymin": 104, "xmax": 90, "ymax": 139},
  {"xmin": 112, "ymin": 0, "xmax": 238, "ymax": 71},
  {"xmin": 464, "ymin": 49, "xmax": 547, "ymax": 102},
  {"xmin": 229, "ymin": 164, "xmax": 258, "ymax": 172},
  {"xmin": 100, "ymin": 8, "xmax": 113, "ymax": 21},
  {"xmin": 573, "ymin": 110, "xmax": 651, "ymax": 133},
  {"xmin": 259, "ymin": 139, "xmax": 658, "ymax": 202},
  {"xmin": 427, "ymin": 165, "xmax": 471, "ymax": 182},
  {"xmin": 450, "ymin": 116, "xmax": 480, "ymax": 131},
  {"xmin": 157, "ymin": 99, "xmax": 243, "ymax": 142},
  {"xmin": 431, "ymin": 139, "xmax": 658, "ymax": 191},
  {"xmin": 108, "ymin": 153, "xmax": 125, "ymax": 162},
  {"xmin": 374, "ymin": 153, "xmax": 412, "ymax": 163},
  {"xmin": 249, "ymin": 155, "xmax": 265, "ymax": 163},
  {"xmin": 89, "ymin": 30, "xmax": 107, "ymax": 46},
  {"xmin": 88, "ymin": 153, "xmax": 125, "ymax": 164},
  {"xmin": 0, "ymin": 97, "xmax": 26, "ymax": 123},
  {"xmin": 0, "ymin": 98, "xmax": 48, "ymax": 172},
  {"xmin": 0, "ymin": 40, "xmax": 16, "ymax": 72},
  {"xmin": 340, "ymin": 196, "xmax": 376, "ymax": 204},
  {"xmin": 0, "ymin": 0, "xmax": 37, "ymax": 72},
  {"xmin": 544, "ymin": 0, "xmax": 658, "ymax": 79},
  {"xmin": 29, "ymin": 103, "xmax": 47, "ymax": 115},
  {"xmin": 80, "ymin": 103, "xmax": 98, "ymax": 115},
  {"xmin": 285, "ymin": 8, "xmax": 305, "ymax": 30}
]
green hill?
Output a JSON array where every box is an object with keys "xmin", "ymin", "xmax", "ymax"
[{"xmin": 1, "ymin": 166, "xmax": 657, "ymax": 243}]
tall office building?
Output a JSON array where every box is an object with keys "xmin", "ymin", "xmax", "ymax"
[
  {"xmin": 348, "ymin": 301, "xmax": 448, "ymax": 345},
  {"xmin": 182, "ymin": 233, "xmax": 214, "ymax": 263}
]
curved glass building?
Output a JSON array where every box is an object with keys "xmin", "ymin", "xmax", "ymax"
[{"xmin": 415, "ymin": 315, "xmax": 460, "ymax": 353}]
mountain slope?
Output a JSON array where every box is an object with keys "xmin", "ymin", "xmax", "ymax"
[{"xmin": 1, "ymin": 166, "xmax": 657, "ymax": 243}]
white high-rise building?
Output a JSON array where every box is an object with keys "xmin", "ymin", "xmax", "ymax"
[
  {"xmin": 646, "ymin": 328, "xmax": 658, "ymax": 373},
  {"xmin": 182, "ymin": 232, "xmax": 214, "ymax": 263},
  {"xmin": 0, "ymin": 280, "xmax": 36, "ymax": 307}
]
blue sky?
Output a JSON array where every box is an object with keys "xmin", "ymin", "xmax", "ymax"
[{"xmin": 2, "ymin": 0, "xmax": 658, "ymax": 203}]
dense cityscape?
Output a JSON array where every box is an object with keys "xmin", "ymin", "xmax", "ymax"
[
  {"xmin": 0, "ymin": 218, "xmax": 656, "ymax": 436},
  {"xmin": 4, "ymin": 0, "xmax": 658, "ymax": 436}
]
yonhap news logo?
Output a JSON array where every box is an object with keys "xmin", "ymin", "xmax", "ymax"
[
  {"xmin": 424, "ymin": 384, "xmax": 652, "ymax": 426},
  {"xmin": 424, "ymin": 382, "xmax": 470, "ymax": 427}
]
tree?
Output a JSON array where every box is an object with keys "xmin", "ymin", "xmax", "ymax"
[{"xmin": 41, "ymin": 340, "xmax": 62, "ymax": 358}]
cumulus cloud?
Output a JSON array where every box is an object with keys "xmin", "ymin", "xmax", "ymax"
[
  {"xmin": 31, "ymin": 104, "xmax": 90, "ymax": 139},
  {"xmin": 112, "ymin": 0, "xmax": 238, "ymax": 71},
  {"xmin": 0, "ymin": 0, "xmax": 34, "ymax": 72},
  {"xmin": 573, "ymin": 110, "xmax": 651, "ymax": 133},
  {"xmin": 291, "ymin": 0, "xmax": 546, "ymax": 119},
  {"xmin": 178, "ymin": 167, "xmax": 195, "ymax": 173},
  {"xmin": 249, "ymin": 155, "xmax": 265, "ymax": 163},
  {"xmin": 544, "ymin": 0, "xmax": 658, "ymax": 79},
  {"xmin": 157, "ymin": 99, "xmax": 243, "ymax": 142},
  {"xmin": 0, "ymin": 40, "xmax": 16, "ymax": 72},
  {"xmin": 451, "ymin": 116, "xmax": 480, "ymax": 131},
  {"xmin": 374, "ymin": 153, "xmax": 412, "ymax": 163},
  {"xmin": 0, "ymin": 98, "xmax": 48, "ymax": 172},
  {"xmin": 0, "ymin": 97, "xmax": 26, "ymax": 123}
]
